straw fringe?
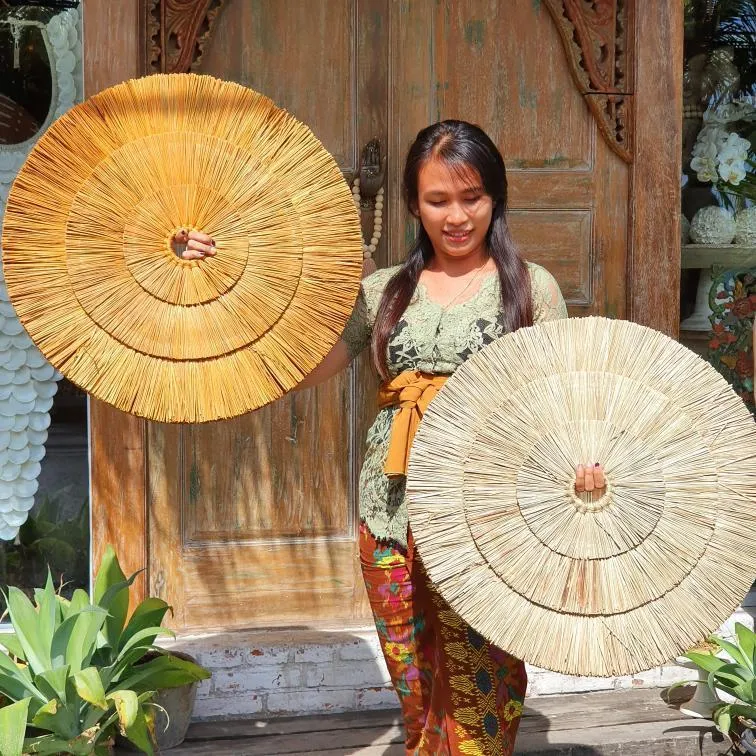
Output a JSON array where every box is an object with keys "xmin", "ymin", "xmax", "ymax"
[
  {"xmin": 406, "ymin": 317, "xmax": 756, "ymax": 677},
  {"xmin": 1, "ymin": 73, "xmax": 362, "ymax": 422}
]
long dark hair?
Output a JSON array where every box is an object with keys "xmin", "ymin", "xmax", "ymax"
[{"xmin": 371, "ymin": 120, "xmax": 533, "ymax": 379}]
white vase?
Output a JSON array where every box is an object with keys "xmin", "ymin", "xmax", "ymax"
[
  {"xmin": 735, "ymin": 207, "xmax": 756, "ymax": 245},
  {"xmin": 675, "ymin": 657, "xmax": 720, "ymax": 719},
  {"xmin": 681, "ymin": 214, "xmax": 691, "ymax": 245},
  {"xmin": 690, "ymin": 206, "xmax": 736, "ymax": 245},
  {"xmin": 680, "ymin": 269, "xmax": 714, "ymax": 331}
]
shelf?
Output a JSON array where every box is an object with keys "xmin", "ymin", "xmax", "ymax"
[{"xmin": 681, "ymin": 245, "xmax": 756, "ymax": 270}]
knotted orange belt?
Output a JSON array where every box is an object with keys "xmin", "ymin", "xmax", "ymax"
[{"xmin": 377, "ymin": 370, "xmax": 448, "ymax": 478}]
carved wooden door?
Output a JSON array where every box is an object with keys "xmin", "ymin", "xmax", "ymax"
[{"xmin": 85, "ymin": 1, "xmax": 681, "ymax": 631}]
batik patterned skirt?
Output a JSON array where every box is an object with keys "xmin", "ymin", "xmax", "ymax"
[{"xmin": 359, "ymin": 524, "xmax": 528, "ymax": 756}]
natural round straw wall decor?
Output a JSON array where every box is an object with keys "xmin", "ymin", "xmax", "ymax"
[
  {"xmin": 1, "ymin": 74, "xmax": 363, "ymax": 422},
  {"xmin": 406, "ymin": 316, "xmax": 756, "ymax": 677}
]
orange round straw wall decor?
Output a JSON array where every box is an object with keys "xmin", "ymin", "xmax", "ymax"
[{"xmin": 1, "ymin": 73, "xmax": 363, "ymax": 423}]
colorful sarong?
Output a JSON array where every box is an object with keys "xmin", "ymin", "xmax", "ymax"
[{"xmin": 359, "ymin": 524, "xmax": 527, "ymax": 755}]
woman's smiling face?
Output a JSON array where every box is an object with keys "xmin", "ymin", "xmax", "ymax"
[{"xmin": 415, "ymin": 158, "xmax": 494, "ymax": 262}]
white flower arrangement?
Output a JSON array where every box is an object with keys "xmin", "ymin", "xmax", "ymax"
[{"xmin": 690, "ymin": 100, "xmax": 756, "ymax": 206}]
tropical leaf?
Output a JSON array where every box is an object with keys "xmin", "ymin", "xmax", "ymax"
[
  {"xmin": 735, "ymin": 622, "xmax": 756, "ymax": 673},
  {"xmin": 118, "ymin": 653, "xmax": 210, "ymax": 695},
  {"xmin": 713, "ymin": 634, "xmax": 751, "ymax": 669},
  {"xmin": 36, "ymin": 666, "xmax": 70, "ymax": 705},
  {"xmin": 30, "ymin": 698, "xmax": 79, "ymax": 741},
  {"xmin": 0, "ymin": 650, "xmax": 44, "ymax": 703},
  {"xmin": 64, "ymin": 607, "xmax": 108, "ymax": 674},
  {"xmin": 33, "ymin": 574, "xmax": 59, "ymax": 657},
  {"xmin": 106, "ymin": 689, "xmax": 139, "ymax": 731},
  {"xmin": 72, "ymin": 668, "xmax": 107, "ymax": 711},
  {"xmin": 93, "ymin": 547, "xmax": 132, "ymax": 652},
  {"xmin": 119, "ymin": 598, "xmax": 171, "ymax": 652},
  {"xmin": 0, "ymin": 634, "xmax": 26, "ymax": 662},
  {"xmin": 0, "ymin": 697, "xmax": 30, "ymax": 756},
  {"xmin": 685, "ymin": 650, "xmax": 727, "ymax": 673},
  {"xmin": 58, "ymin": 590, "xmax": 90, "ymax": 622},
  {"xmin": 111, "ymin": 627, "xmax": 174, "ymax": 676},
  {"xmin": 6, "ymin": 588, "xmax": 51, "ymax": 673}
]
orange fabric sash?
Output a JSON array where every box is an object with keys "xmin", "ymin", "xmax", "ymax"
[{"xmin": 377, "ymin": 371, "xmax": 448, "ymax": 478}]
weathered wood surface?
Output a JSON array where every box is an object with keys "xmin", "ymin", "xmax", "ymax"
[
  {"xmin": 85, "ymin": 0, "xmax": 684, "ymax": 634},
  {"xmin": 83, "ymin": 0, "xmax": 150, "ymax": 608},
  {"xmin": 136, "ymin": 689, "xmax": 725, "ymax": 755},
  {"xmin": 629, "ymin": 0, "xmax": 683, "ymax": 337},
  {"xmin": 143, "ymin": 0, "xmax": 632, "ymax": 634}
]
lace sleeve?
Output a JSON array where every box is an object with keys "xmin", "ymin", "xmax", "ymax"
[
  {"xmin": 340, "ymin": 266, "xmax": 398, "ymax": 359},
  {"xmin": 341, "ymin": 286, "xmax": 371, "ymax": 359},
  {"xmin": 530, "ymin": 264, "xmax": 568, "ymax": 323}
]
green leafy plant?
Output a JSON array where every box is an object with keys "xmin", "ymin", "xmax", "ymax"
[
  {"xmin": 0, "ymin": 489, "xmax": 89, "ymax": 614},
  {"xmin": 0, "ymin": 546, "xmax": 210, "ymax": 755},
  {"xmin": 683, "ymin": 622, "xmax": 756, "ymax": 753}
]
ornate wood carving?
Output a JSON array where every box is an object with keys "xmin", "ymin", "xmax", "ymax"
[
  {"xmin": 544, "ymin": 0, "xmax": 633, "ymax": 164},
  {"xmin": 144, "ymin": 1, "xmax": 633, "ymax": 160},
  {"xmin": 145, "ymin": 0, "xmax": 225, "ymax": 74}
]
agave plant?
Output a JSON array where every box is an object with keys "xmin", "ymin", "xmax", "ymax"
[
  {"xmin": 683, "ymin": 622, "xmax": 756, "ymax": 754},
  {"xmin": 0, "ymin": 546, "xmax": 210, "ymax": 755}
]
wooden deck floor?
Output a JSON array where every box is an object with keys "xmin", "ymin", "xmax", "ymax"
[{"xmin": 148, "ymin": 688, "xmax": 728, "ymax": 755}]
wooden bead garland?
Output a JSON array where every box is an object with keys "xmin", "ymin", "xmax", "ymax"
[{"xmin": 351, "ymin": 177, "xmax": 384, "ymax": 260}]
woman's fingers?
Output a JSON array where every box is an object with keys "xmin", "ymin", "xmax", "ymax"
[
  {"xmin": 593, "ymin": 464, "xmax": 605, "ymax": 490},
  {"xmin": 174, "ymin": 229, "xmax": 217, "ymax": 260},
  {"xmin": 584, "ymin": 465, "xmax": 595, "ymax": 492},
  {"xmin": 575, "ymin": 464, "xmax": 585, "ymax": 493},
  {"xmin": 575, "ymin": 463, "xmax": 606, "ymax": 493}
]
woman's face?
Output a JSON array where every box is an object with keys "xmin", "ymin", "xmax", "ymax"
[{"xmin": 415, "ymin": 158, "xmax": 494, "ymax": 262}]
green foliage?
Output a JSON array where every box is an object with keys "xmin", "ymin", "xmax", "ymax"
[
  {"xmin": 684, "ymin": 623, "xmax": 756, "ymax": 748},
  {"xmin": 0, "ymin": 547, "xmax": 210, "ymax": 755},
  {"xmin": 0, "ymin": 490, "xmax": 89, "ymax": 615}
]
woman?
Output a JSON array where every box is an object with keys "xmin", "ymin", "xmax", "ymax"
[{"xmin": 181, "ymin": 120, "xmax": 604, "ymax": 755}]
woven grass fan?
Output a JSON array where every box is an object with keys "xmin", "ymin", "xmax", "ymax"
[
  {"xmin": 1, "ymin": 74, "xmax": 363, "ymax": 423},
  {"xmin": 406, "ymin": 317, "xmax": 756, "ymax": 677}
]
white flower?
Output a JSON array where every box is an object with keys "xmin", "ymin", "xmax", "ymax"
[
  {"xmin": 693, "ymin": 139, "xmax": 718, "ymax": 159},
  {"xmin": 721, "ymin": 132, "xmax": 751, "ymax": 154},
  {"xmin": 718, "ymin": 159, "xmax": 747, "ymax": 185},
  {"xmin": 693, "ymin": 126, "xmax": 729, "ymax": 158},
  {"xmin": 691, "ymin": 156, "xmax": 719, "ymax": 183},
  {"xmin": 717, "ymin": 145, "xmax": 748, "ymax": 165}
]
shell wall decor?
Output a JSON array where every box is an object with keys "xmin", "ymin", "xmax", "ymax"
[{"xmin": 0, "ymin": 7, "xmax": 82, "ymax": 540}]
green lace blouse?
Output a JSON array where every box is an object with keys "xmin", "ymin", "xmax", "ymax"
[{"xmin": 342, "ymin": 262, "xmax": 568, "ymax": 547}]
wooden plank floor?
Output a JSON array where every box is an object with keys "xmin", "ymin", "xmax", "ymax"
[{"xmin": 140, "ymin": 688, "xmax": 729, "ymax": 755}]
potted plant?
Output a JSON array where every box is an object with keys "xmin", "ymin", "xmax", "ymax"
[
  {"xmin": 675, "ymin": 623, "xmax": 756, "ymax": 755},
  {"xmin": 0, "ymin": 546, "xmax": 210, "ymax": 755},
  {"xmin": 675, "ymin": 639, "xmax": 722, "ymax": 719}
]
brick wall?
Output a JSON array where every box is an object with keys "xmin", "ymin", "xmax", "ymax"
[{"xmin": 159, "ymin": 604, "xmax": 753, "ymax": 721}]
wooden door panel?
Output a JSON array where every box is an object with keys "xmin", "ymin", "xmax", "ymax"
[
  {"xmin": 148, "ymin": 0, "xmax": 375, "ymax": 630},
  {"xmin": 509, "ymin": 210, "xmax": 593, "ymax": 305},
  {"xmin": 84, "ymin": 0, "xmax": 681, "ymax": 631},
  {"xmin": 388, "ymin": 0, "xmax": 627, "ymax": 316},
  {"xmin": 200, "ymin": 0, "xmax": 356, "ymax": 170},
  {"xmin": 440, "ymin": 1, "xmax": 594, "ymax": 170},
  {"xmin": 151, "ymin": 0, "xmax": 628, "ymax": 631}
]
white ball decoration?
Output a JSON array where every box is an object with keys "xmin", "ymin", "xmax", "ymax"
[
  {"xmin": 0, "ymin": 276, "xmax": 61, "ymax": 541},
  {"xmin": 0, "ymin": 7, "xmax": 80, "ymax": 541},
  {"xmin": 734, "ymin": 207, "xmax": 756, "ymax": 245},
  {"xmin": 690, "ymin": 206, "xmax": 736, "ymax": 245},
  {"xmin": 680, "ymin": 214, "xmax": 690, "ymax": 245}
]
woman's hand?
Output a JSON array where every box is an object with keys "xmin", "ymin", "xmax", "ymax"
[
  {"xmin": 173, "ymin": 229, "xmax": 217, "ymax": 260},
  {"xmin": 575, "ymin": 463, "xmax": 606, "ymax": 493}
]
